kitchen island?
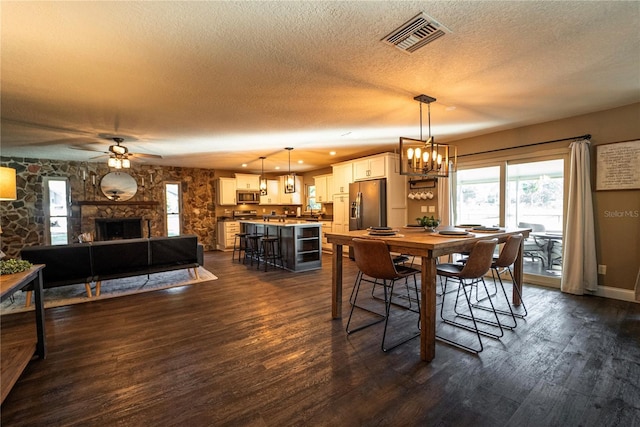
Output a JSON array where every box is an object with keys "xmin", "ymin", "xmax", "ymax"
[{"xmin": 239, "ymin": 220, "xmax": 322, "ymax": 272}]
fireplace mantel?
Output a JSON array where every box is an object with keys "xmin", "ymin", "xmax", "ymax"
[{"xmin": 75, "ymin": 201, "xmax": 159, "ymax": 206}]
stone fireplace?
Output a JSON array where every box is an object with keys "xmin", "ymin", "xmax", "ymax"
[{"xmin": 95, "ymin": 218, "xmax": 143, "ymax": 241}]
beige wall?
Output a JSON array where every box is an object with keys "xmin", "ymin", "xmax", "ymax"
[{"xmin": 450, "ymin": 102, "xmax": 640, "ymax": 291}]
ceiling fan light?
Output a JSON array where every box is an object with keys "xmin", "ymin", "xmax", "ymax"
[
  {"xmin": 108, "ymin": 157, "xmax": 117, "ymax": 168},
  {"xmin": 122, "ymin": 157, "xmax": 131, "ymax": 168},
  {"xmin": 110, "ymin": 144, "xmax": 127, "ymax": 155}
]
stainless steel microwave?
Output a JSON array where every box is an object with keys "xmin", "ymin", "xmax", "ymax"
[{"xmin": 236, "ymin": 190, "xmax": 260, "ymax": 204}]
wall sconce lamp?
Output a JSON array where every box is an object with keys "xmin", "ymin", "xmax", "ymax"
[
  {"xmin": 0, "ymin": 166, "xmax": 17, "ymax": 236},
  {"xmin": 0, "ymin": 166, "xmax": 17, "ymax": 201}
]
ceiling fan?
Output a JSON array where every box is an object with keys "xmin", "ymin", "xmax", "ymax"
[{"xmin": 70, "ymin": 137, "xmax": 162, "ymax": 167}]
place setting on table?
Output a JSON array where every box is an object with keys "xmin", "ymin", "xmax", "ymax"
[
  {"xmin": 363, "ymin": 226, "xmax": 404, "ymax": 238},
  {"xmin": 398, "ymin": 217, "xmax": 508, "ymax": 238}
]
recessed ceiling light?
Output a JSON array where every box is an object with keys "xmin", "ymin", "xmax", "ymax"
[
  {"xmin": 275, "ymin": 166, "xmax": 281, "ymax": 170},
  {"xmin": 241, "ymin": 163, "xmax": 247, "ymax": 167},
  {"xmin": 298, "ymin": 160, "xmax": 303, "ymax": 164},
  {"xmin": 329, "ymin": 151, "xmax": 336, "ymax": 156},
  {"xmin": 445, "ymin": 106, "xmax": 456, "ymax": 111}
]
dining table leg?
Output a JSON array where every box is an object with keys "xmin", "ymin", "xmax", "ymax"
[
  {"xmin": 421, "ymin": 255, "xmax": 437, "ymax": 362},
  {"xmin": 332, "ymin": 243, "xmax": 343, "ymax": 319},
  {"xmin": 512, "ymin": 239, "xmax": 524, "ymax": 306}
]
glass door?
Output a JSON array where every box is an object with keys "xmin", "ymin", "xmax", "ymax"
[
  {"xmin": 506, "ymin": 159, "xmax": 564, "ymax": 278},
  {"xmin": 454, "ymin": 155, "xmax": 566, "ymax": 284}
]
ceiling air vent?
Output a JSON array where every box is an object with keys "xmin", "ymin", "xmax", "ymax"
[{"xmin": 382, "ymin": 12, "xmax": 450, "ymax": 54}]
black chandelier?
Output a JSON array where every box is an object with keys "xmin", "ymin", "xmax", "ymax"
[{"xmin": 399, "ymin": 94, "xmax": 456, "ymax": 178}]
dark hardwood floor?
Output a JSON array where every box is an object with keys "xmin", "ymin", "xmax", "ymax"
[{"xmin": 1, "ymin": 251, "xmax": 639, "ymax": 426}]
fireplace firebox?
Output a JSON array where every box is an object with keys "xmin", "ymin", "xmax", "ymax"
[{"xmin": 95, "ymin": 218, "xmax": 143, "ymax": 241}]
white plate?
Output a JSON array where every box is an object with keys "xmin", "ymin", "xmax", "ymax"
[
  {"xmin": 437, "ymin": 232, "xmax": 475, "ymax": 238},
  {"xmin": 439, "ymin": 230, "xmax": 470, "ymax": 236}
]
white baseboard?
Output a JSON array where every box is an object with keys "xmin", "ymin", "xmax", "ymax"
[{"xmin": 593, "ymin": 286, "xmax": 638, "ymax": 303}]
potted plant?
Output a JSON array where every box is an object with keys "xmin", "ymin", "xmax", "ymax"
[{"xmin": 416, "ymin": 215, "xmax": 440, "ymax": 232}]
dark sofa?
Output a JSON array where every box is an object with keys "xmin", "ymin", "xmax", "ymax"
[{"xmin": 20, "ymin": 235, "xmax": 204, "ymax": 302}]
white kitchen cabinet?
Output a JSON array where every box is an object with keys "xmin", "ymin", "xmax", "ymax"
[
  {"xmin": 260, "ymin": 179, "xmax": 280, "ymax": 205},
  {"xmin": 218, "ymin": 177, "xmax": 237, "ymax": 205},
  {"xmin": 335, "ymin": 153, "xmax": 406, "ymax": 228},
  {"xmin": 259, "ymin": 176, "xmax": 302, "ymax": 205},
  {"xmin": 353, "ymin": 155, "xmax": 386, "ymax": 181},
  {"xmin": 216, "ymin": 220, "xmax": 240, "ymax": 251},
  {"xmin": 332, "ymin": 163, "xmax": 352, "ymax": 194},
  {"xmin": 314, "ymin": 174, "xmax": 333, "ymax": 203},
  {"xmin": 332, "ymin": 194, "xmax": 350, "ymax": 234},
  {"xmin": 320, "ymin": 221, "xmax": 332, "ymax": 252},
  {"xmin": 235, "ymin": 173, "xmax": 260, "ymax": 190}
]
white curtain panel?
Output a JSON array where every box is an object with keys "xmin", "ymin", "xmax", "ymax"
[
  {"xmin": 437, "ymin": 171, "xmax": 453, "ymax": 226},
  {"xmin": 561, "ymin": 139, "xmax": 598, "ymax": 295}
]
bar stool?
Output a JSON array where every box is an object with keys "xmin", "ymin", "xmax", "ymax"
[
  {"xmin": 232, "ymin": 232, "xmax": 249, "ymax": 263},
  {"xmin": 244, "ymin": 234, "xmax": 263, "ymax": 267},
  {"xmin": 261, "ymin": 236, "xmax": 283, "ymax": 271}
]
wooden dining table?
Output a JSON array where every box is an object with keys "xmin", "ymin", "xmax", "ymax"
[{"xmin": 325, "ymin": 227, "xmax": 531, "ymax": 362}]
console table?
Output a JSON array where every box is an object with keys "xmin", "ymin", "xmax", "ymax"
[{"xmin": 0, "ymin": 264, "xmax": 47, "ymax": 403}]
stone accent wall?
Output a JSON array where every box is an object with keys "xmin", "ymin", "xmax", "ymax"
[{"xmin": 0, "ymin": 157, "xmax": 217, "ymax": 258}]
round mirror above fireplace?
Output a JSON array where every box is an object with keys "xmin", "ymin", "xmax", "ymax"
[{"xmin": 100, "ymin": 172, "xmax": 137, "ymax": 201}]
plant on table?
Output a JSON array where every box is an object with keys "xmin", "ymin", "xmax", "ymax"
[
  {"xmin": 416, "ymin": 215, "xmax": 440, "ymax": 231},
  {"xmin": 0, "ymin": 259, "xmax": 33, "ymax": 275}
]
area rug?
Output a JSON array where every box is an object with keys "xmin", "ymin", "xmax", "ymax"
[{"xmin": 0, "ymin": 267, "xmax": 217, "ymax": 315}]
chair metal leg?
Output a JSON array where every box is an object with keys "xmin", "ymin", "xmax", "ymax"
[
  {"xmin": 471, "ymin": 267, "xmax": 518, "ymax": 329},
  {"xmin": 437, "ymin": 277, "xmax": 484, "ymax": 354},
  {"xmin": 473, "ymin": 266, "xmax": 527, "ymax": 320},
  {"xmin": 346, "ymin": 275, "xmax": 386, "ymax": 334},
  {"xmin": 381, "ymin": 276, "xmax": 421, "ymax": 352},
  {"xmin": 370, "ymin": 274, "xmax": 420, "ymax": 314},
  {"xmin": 450, "ymin": 278, "xmax": 505, "ymax": 337}
]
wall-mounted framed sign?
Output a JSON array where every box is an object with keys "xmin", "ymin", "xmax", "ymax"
[{"xmin": 596, "ymin": 139, "xmax": 640, "ymax": 191}]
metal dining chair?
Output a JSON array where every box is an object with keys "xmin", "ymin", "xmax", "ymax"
[
  {"xmin": 489, "ymin": 234, "xmax": 527, "ymax": 319},
  {"xmin": 436, "ymin": 238, "xmax": 501, "ymax": 353},
  {"xmin": 471, "ymin": 234, "xmax": 525, "ymax": 328},
  {"xmin": 518, "ymin": 222, "xmax": 547, "ymax": 266},
  {"xmin": 346, "ymin": 238, "xmax": 421, "ymax": 352}
]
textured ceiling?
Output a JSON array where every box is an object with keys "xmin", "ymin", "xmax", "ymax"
[{"xmin": 1, "ymin": 1, "xmax": 639, "ymax": 174}]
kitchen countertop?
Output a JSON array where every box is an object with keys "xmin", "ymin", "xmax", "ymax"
[{"xmin": 238, "ymin": 219, "xmax": 323, "ymax": 227}]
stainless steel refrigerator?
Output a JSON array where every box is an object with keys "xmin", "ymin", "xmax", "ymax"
[
  {"xmin": 349, "ymin": 178, "xmax": 387, "ymax": 259},
  {"xmin": 349, "ymin": 178, "xmax": 387, "ymax": 231}
]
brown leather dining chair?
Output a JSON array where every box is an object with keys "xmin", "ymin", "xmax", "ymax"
[
  {"xmin": 471, "ymin": 234, "xmax": 525, "ymax": 328},
  {"xmin": 346, "ymin": 237, "xmax": 421, "ymax": 352},
  {"xmin": 436, "ymin": 238, "xmax": 501, "ymax": 353}
]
